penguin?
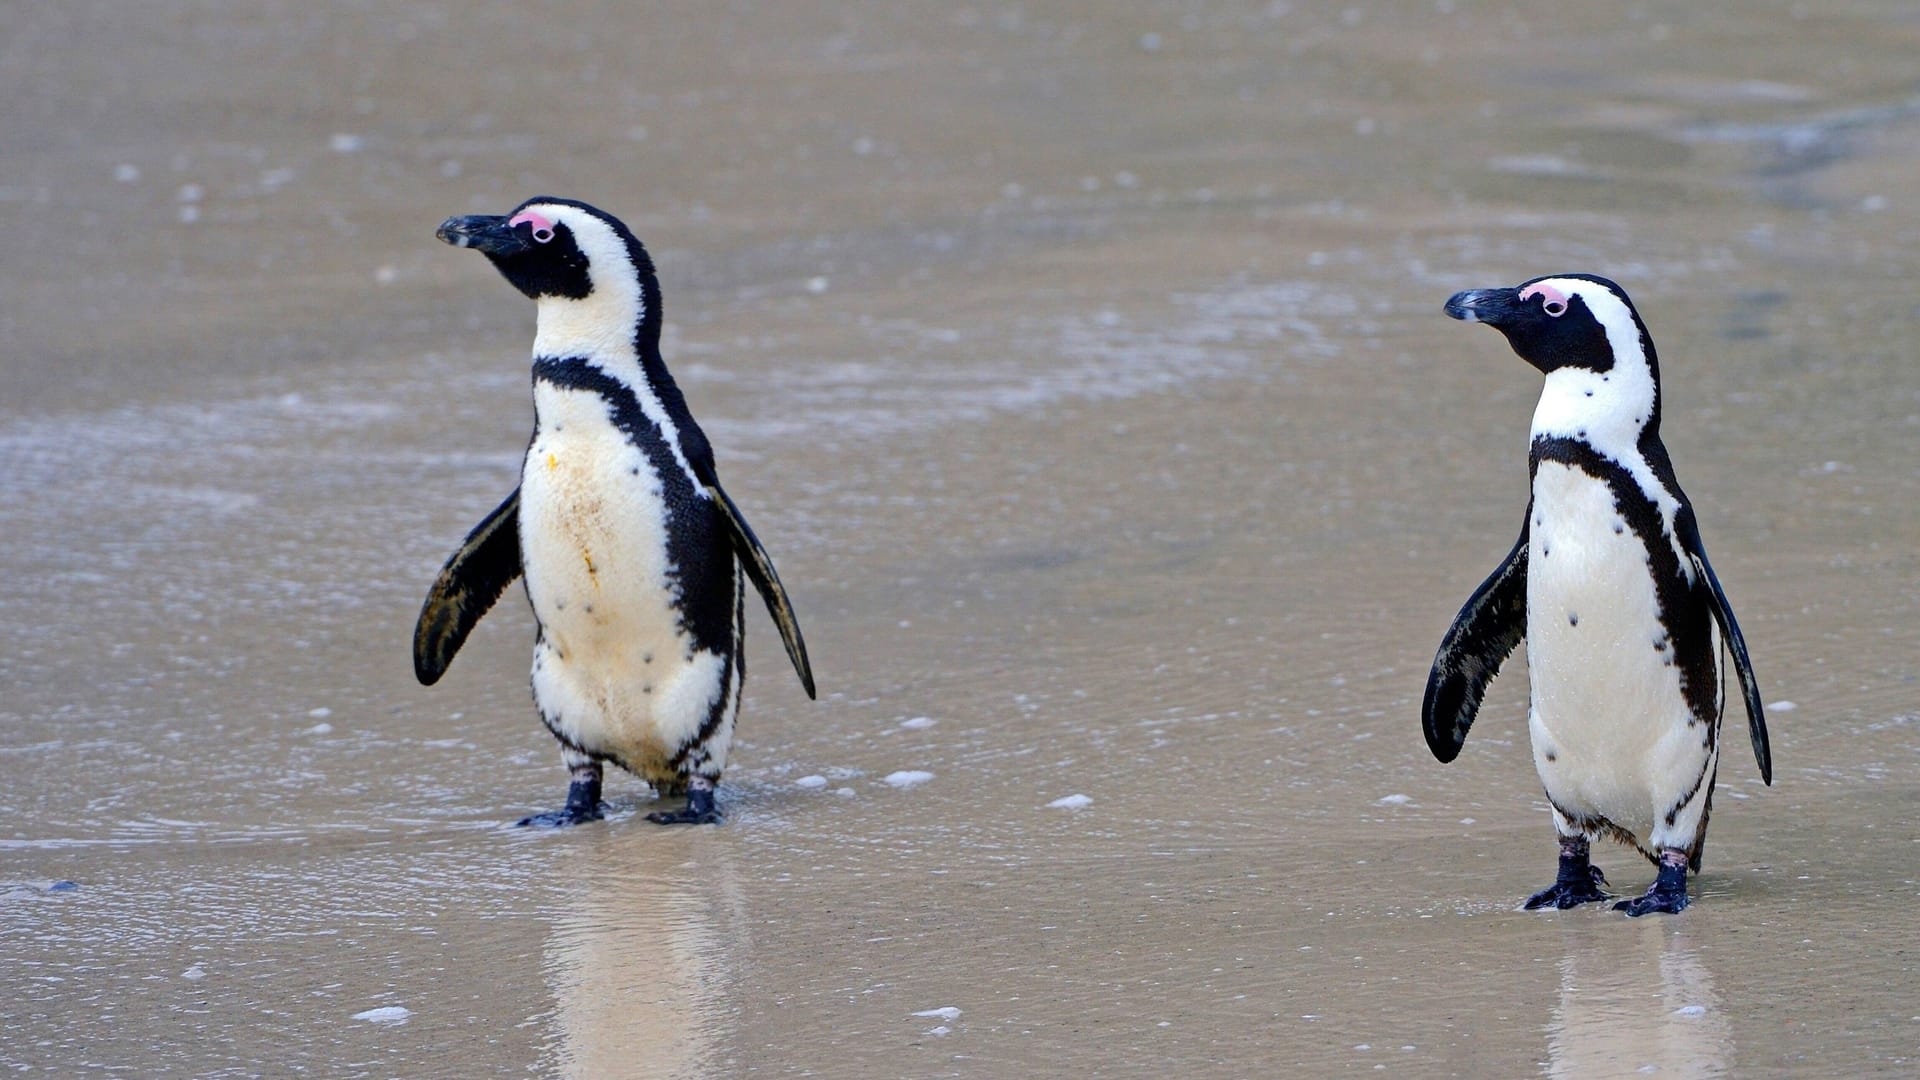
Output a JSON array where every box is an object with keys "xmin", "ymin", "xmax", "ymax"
[
  {"xmin": 1423, "ymin": 274, "xmax": 1771, "ymax": 915},
  {"xmin": 413, "ymin": 197, "xmax": 816, "ymax": 826}
]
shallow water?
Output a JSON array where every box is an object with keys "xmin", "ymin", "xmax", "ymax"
[{"xmin": 5, "ymin": 2, "xmax": 1920, "ymax": 1076}]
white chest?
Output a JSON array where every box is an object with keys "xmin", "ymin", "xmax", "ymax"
[
  {"xmin": 1526, "ymin": 461, "xmax": 1703, "ymax": 827},
  {"xmin": 519, "ymin": 383, "xmax": 683, "ymax": 657},
  {"xmin": 519, "ymin": 382, "xmax": 737, "ymax": 774},
  {"xmin": 1528, "ymin": 461, "xmax": 1660, "ymax": 643}
]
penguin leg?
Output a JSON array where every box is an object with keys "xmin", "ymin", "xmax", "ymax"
[
  {"xmin": 517, "ymin": 756, "xmax": 605, "ymax": 828},
  {"xmin": 1615, "ymin": 848, "xmax": 1691, "ymax": 916},
  {"xmin": 1524, "ymin": 828, "xmax": 1610, "ymax": 910},
  {"xmin": 646, "ymin": 774, "xmax": 722, "ymax": 826}
]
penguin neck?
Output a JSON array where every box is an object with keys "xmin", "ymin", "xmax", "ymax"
[
  {"xmin": 1529, "ymin": 355, "xmax": 1661, "ymax": 463},
  {"xmin": 1529, "ymin": 357, "xmax": 1693, "ymax": 585},
  {"xmin": 526, "ymin": 285, "xmax": 706, "ymax": 484},
  {"xmin": 530, "ymin": 290, "xmax": 661, "ymax": 386}
]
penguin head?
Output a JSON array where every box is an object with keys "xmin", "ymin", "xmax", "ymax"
[
  {"xmin": 1443, "ymin": 274, "xmax": 1653, "ymax": 378},
  {"xmin": 1450, "ymin": 274, "xmax": 1665, "ymax": 441},
  {"xmin": 438, "ymin": 198, "xmax": 663, "ymax": 352}
]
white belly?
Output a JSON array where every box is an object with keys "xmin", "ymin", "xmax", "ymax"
[
  {"xmin": 520, "ymin": 383, "xmax": 729, "ymax": 781},
  {"xmin": 1526, "ymin": 462, "xmax": 1716, "ymax": 842}
]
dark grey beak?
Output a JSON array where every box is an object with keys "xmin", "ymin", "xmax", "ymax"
[
  {"xmin": 436, "ymin": 215, "xmax": 529, "ymax": 256},
  {"xmin": 1444, "ymin": 287, "xmax": 1523, "ymax": 326}
]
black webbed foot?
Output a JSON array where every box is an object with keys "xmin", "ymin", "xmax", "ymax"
[
  {"xmin": 1615, "ymin": 854, "xmax": 1690, "ymax": 917},
  {"xmin": 517, "ymin": 804, "xmax": 604, "ymax": 828},
  {"xmin": 517, "ymin": 764, "xmax": 604, "ymax": 828},
  {"xmin": 1524, "ymin": 837, "xmax": 1610, "ymax": 910},
  {"xmin": 646, "ymin": 784, "xmax": 722, "ymax": 826},
  {"xmin": 1524, "ymin": 864, "xmax": 1610, "ymax": 909}
]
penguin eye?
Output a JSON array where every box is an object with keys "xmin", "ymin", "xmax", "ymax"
[
  {"xmin": 1543, "ymin": 299, "xmax": 1568, "ymax": 317},
  {"xmin": 510, "ymin": 210, "xmax": 558, "ymax": 244}
]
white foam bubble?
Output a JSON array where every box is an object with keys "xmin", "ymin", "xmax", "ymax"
[
  {"xmin": 1047, "ymin": 794, "xmax": 1092, "ymax": 810},
  {"xmin": 884, "ymin": 770, "xmax": 934, "ymax": 788},
  {"xmin": 352, "ymin": 1006, "xmax": 411, "ymax": 1024}
]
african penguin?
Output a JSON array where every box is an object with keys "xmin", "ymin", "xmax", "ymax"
[
  {"xmin": 414, "ymin": 197, "xmax": 816, "ymax": 826},
  {"xmin": 1423, "ymin": 274, "xmax": 1771, "ymax": 915}
]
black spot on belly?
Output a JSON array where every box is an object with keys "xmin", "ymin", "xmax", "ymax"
[
  {"xmin": 1568, "ymin": 612, "xmax": 1579, "ymax": 626},
  {"xmin": 1614, "ymin": 523, "xmax": 1625, "ymax": 534},
  {"xmin": 1545, "ymin": 750, "xmax": 1557, "ymax": 763},
  {"xmin": 642, "ymin": 684, "xmax": 653, "ymax": 694},
  {"xmin": 642, "ymin": 651, "xmax": 653, "ymax": 664},
  {"xmin": 584, "ymin": 603, "xmax": 594, "ymax": 614}
]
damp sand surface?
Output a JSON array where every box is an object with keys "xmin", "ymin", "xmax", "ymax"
[{"xmin": 5, "ymin": 3, "xmax": 1920, "ymax": 1076}]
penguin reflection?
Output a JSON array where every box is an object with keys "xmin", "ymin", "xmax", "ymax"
[
  {"xmin": 1546, "ymin": 921, "xmax": 1732, "ymax": 1077},
  {"xmin": 539, "ymin": 834, "xmax": 746, "ymax": 1077}
]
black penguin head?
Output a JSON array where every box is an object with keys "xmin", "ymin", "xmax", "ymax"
[
  {"xmin": 437, "ymin": 198, "xmax": 664, "ymax": 349},
  {"xmin": 1443, "ymin": 274, "xmax": 1653, "ymax": 377}
]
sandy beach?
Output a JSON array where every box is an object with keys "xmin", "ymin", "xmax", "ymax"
[{"xmin": 4, "ymin": 3, "xmax": 1919, "ymax": 1075}]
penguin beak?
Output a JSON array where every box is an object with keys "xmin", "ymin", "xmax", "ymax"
[
  {"xmin": 436, "ymin": 215, "xmax": 530, "ymax": 256},
  {"xmin": 1444, "ymin": 287, "xmax": 1524, "ymax": 327}
]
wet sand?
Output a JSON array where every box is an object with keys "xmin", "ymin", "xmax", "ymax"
[{"xmin": 5, "ymin": 2, "xmax": 1920, "ymax": 1075}]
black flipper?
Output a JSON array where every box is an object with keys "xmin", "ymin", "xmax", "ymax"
[
  {"xmin": 1423, "ymin": 504, "xmax": 1530, "ymax": 763},
  {"xmin": 413, "ymin": 489, "xmax": 524, "ymax": 686},
  {"xmin": 1677, "ymin": 510, "xmax": 1771, "ymax": 785},
  {"xmin": 706, "ymin": 482, "xmax": 816, "ymax": 699}
]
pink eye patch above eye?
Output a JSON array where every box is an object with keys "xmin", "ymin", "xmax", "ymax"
[
  {"xmin": 509, "ymin": 210, "xmax": 556, "ymax": 235},
  {"xmin": 1519, "ymin": 282, "xmax": 1569, "ymax": 308}
]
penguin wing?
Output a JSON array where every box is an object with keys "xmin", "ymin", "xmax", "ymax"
[
  {"xmin": 1678, "ymin": 511, "xmax": 1771, "ymax": 785},
  {"xmin": 1422, "ymin": 508, "xmax": 1530, "ymax": 763},
  {"xmin": 706, "ymin": 481, "xmax": 817, "ymax": 699},
  {"xmin": 413, "ymin": 488, "xmax": 523, "ymax": 686}
]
